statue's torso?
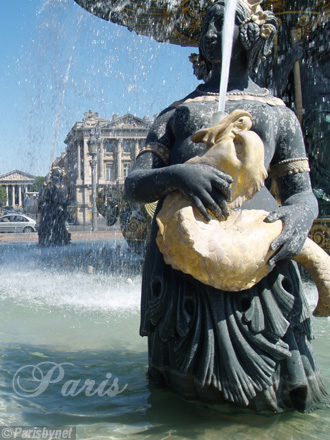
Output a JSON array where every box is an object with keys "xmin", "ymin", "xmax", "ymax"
[{"xmin": 168, "ymin": 96, "xmax": 280, "ymax": 211}]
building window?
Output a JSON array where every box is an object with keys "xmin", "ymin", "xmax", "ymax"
[
  {"xmin": 123, "ymin": 163, "xmax": 131, "ymax": 178},
  {"xmin": 104, "ymin": 140, "xmax": 115, "ymax": 153},
  {"xmin": 121, "ymin": 139, "xmax": 132, "ymax": 153},
  {"xmin": 106, "ymin": 164, "xmax": 114, "ymax": 181}
]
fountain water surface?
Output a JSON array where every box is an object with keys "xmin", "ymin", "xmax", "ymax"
[{"xmin": 0, "ymin": 240, "xmax": 329, "ymax": 439}]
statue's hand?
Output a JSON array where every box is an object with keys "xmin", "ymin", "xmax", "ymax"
[
  {"xmin": 173, "ymin": 163, "xmax": 233, "ymax": 221},
  {"xmin": 265, "ymin": 204, "xmax": 315, "ymax": 265}
]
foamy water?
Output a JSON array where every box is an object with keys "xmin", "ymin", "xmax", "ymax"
[{"xmin": 0, "ymin": 268, "xmax": 141, "ymax": 314}]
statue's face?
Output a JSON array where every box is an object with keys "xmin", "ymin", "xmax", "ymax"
[
  {"xmin": 200, "ymin": 3, "xmax": 240, "ymax": 64},
  {"xmin": 51, "ymin": 169, "xmax": 63, "ymax": 185}
]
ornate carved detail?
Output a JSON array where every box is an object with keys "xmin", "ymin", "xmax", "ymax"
[
  {"xmin": 83, "ymin": 110, "xmax": 99, "ymax": 127},
  {"xmin": 270, "ymin": 158, "xmax": 310, "ymax": 179},
  {"xmin": 310, "ymin": 219, "xmax": 330, "ymax": 255},
  {"xmin": 102, "ymin": 114, "xmax": 151, "ymax": 130}
]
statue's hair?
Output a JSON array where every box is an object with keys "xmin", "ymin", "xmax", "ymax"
[{"xmin": 199, "ymin": 0, "xmax": 278, "ymax": 76}]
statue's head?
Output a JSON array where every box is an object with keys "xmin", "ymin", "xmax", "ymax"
[
  {"xmin": 197, "ymin": 0, "xmax": 277, "ymax": 77},
  {"xmin": 50, "ymin": 167, "xmax": 65, "ymax": 186}
]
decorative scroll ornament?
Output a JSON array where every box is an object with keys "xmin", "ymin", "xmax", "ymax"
[{"xmin": 83, "ymin": 110, "xmax": 99, "ymax": 126}]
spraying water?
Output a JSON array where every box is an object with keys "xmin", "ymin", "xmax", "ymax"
[
  {"xmin": 49, "ymin": 55, "xmax": 73, "ymax": 168},
  {"xmin": 212, "ymin": 0, "xmax": 238, "ymax": 125},
  {"xmin": 218, "ymin": 0, "xmax": 238, "ymax": 112}
]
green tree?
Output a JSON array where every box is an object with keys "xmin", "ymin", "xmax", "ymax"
[
  {"xmin": 0, "ymin": 186, "xmax": 7, "ymax": 207},
  {"xmin": 31, "ymin": 176, "xmax": 45, "ymax": 193}
]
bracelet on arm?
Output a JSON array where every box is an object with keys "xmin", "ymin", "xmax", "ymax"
[
  {"xmin": 136, "ymin": 142, "xmax": 171, "ymax": 166},
  {"xmin": 270, "ymin": 157, "xmax": 310, "ymax": 179}
]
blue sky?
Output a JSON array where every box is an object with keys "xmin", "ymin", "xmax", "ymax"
[{"xmin": 0, "ymin": 0, "xmax": 200, "ymax": 177}]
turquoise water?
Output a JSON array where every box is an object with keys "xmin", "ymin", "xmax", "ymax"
[{"xmin": 0, "ymin": 241, "xmax": 329, "ymax": 439}]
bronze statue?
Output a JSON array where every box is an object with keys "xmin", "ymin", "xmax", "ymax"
[
  {"xmin": 156, "ymin": 109, "xmax": 330, "ymax": 314},
  {"xmin": 125, "ymin": 0, "xmax": 329, "ymax": 412},
  {"xmin": 38, "ymin": 167, "xmax": 71, "ymax": 246}
]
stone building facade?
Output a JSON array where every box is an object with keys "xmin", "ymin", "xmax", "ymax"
[
  {"xmin": 0, "ymin": 170, "xmax": 36, "ymax": 210},
  {"xmin": 57, "ymin": 111, "xmax": 152, "ymax": 224}
]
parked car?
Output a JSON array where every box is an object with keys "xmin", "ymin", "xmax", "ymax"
[{"xmin": 0, "ymin": 214, "xmax": 37, "ymax": 233}]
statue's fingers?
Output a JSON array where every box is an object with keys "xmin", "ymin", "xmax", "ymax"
[
  {"xmin": 218, "ymin": 199, "xmax": 230, "ymax": 218},
  {"xmin": 212, "ymin": 191, "xmax": 230, "ymax": 218},
  {"xmin": 269, "ymin": 230, "xmax": 294, "ymax": 265},
  {"xmin": 269, "ymin": 244, "xmax": 292, "ymax": 266},
  {"xmin": 213, "ymin": 179, "xmax": 232, "ymax": 202},
  {"xmin": 265, "ymin": 211, "xmax": 282, "ymax": 223},
  {"xmin": 190, "ymin": 195, "xmax": 212, "ymax": 222},
  {"xmin": 202, "ymin": 192, "xmax": 224, "ymax": 220},
  {"xmin": 268, "ymin": 246, "xmax": 283, "ymax": 266},
  {"xmin": 211, "ymin": 188, "xmax": 229, "ymax": 211},
  {"xmin": 270, "ymin": 225, "xmax": 306, "ymax": 266},
  {"xmin": 270, "ymin": 232, "xmax": 287, "ymax": 251},
  {"xmin": 216, "ymin": 169, "xmax": 234, "ymax": 184}
]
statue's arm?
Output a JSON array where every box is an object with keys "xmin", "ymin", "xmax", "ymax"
[
  {"xmin": 124, "ymin": 108, "xmax": 179, "ymax": 203},
  {"xmin": 266, "ymin": 108, "xmax": 318, "ymax": 264},
  {"xmin": 124, "ymin": 153, "xmax": 181, "ymax": 204}
]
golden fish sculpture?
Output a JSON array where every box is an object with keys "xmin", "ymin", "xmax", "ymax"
[{"xmin": 156, "ymin": 110, "xmax": 330, "ymax": 317}]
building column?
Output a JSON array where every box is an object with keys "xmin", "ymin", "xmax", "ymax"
[
  {"xmin": 83, "ymin": 137, "xmax": 90, "ymax": 223},
  {"xmin": 5, "ymin": 186, "xmax": 8, "ymax": 206},
  {"xmin": 22, "ymin": 186, "xmax": 26, "ymax": 208},
  {"xmin": 83, "ymin": 138, "xmax": 90, "ymax": 184},
  {"xmin": 77, "ymin": 141, "xmax": 82, "ymax": 184},
  {"xmin": 18, "ymin": 185, "xmax": 22, "ymax": 208},
  {"xmin": 98, "ymin": 140, "xmax": 104, "ymax": 181},
  {"xmin": 11, "ymin": 186, "xmax": 15, "ymax": 207},
  {"xmin": 116, "ymin": 140, "xmax": 122, "ymax": 180}
]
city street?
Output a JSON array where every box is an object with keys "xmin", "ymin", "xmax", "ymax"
[{"xmin": 0, "ymin": 219, "xmax": 123, "ymax": 244}]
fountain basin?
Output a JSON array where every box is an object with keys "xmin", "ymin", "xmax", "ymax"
[{"xmin": 0, "ymin": 240, "xmax": 329, "ymax": 439}]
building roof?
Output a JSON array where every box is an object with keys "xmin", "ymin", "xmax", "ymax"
[
  {"xmin": 64, "ymin": 112, "xmax": 152, "ymax": 144},
  {"xmin": 0, "ymin": 170, "xmax": 36, "ymax": 183},
  {"xmin": 100, "ymin": 113, "xmax": 152, "ymax": 130}
]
